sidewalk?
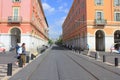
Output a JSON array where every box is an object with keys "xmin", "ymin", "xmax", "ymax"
[
  {"xmin": 0, "ymin": 50, "xmax": 18, "ymax": 80},
  {"xmin": 80, "ymin": 50, "xmax": 120, "ymax": 67},
  {"xmin": 0, "ymin": 46, "xmax": 50, "ymax": 80}
]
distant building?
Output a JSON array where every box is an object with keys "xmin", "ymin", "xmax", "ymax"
[
  {"xmin": 62, "ymin": 0, "xmax": 120, "ymax": 51},
  {"xmin": 0, "ymin": 0, "xmax": 49, "ymax": 53}
]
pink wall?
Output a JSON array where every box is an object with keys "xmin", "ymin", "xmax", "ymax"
[
  {"xmin": 1, "ymin": 0, "xmax": 12, "ymax": 20},
  {"xmin": 0, "ymin": 0, "xmax": 31, "ymax": 22},
  {"xmin": 0, "ymin": 0, "xmax": 48, "ymax": 40},
  {"xmin": 21, "ymin": 0, "xmax": 31, "ymax": 21}
]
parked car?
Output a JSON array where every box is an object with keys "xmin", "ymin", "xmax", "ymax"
[
  {"xmin": 110, "ymin": 43, "xmax": 120, "ymax": 53},
  {"xmin": 0, "ymin": 43, "xmax": 5, "ymax": 53}
]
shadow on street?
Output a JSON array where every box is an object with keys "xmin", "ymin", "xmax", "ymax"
[{"xmin": 51, "ymin": 45, "xmax": 65, "ymax": 50}]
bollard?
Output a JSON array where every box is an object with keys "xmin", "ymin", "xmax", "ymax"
[
  {"xmin": 87, "ymin": 51, "xmax": 90, "ymax": 56},
  {"xmin": 19, "ymin": 58, "xmax": 23, "ymax": 67},
  {"xmin": 7, "ymin": 63, "xmax": 12, "ymax": 76},
  {"xmin": 115, "ymin": 58, "xmax": 119, "ymax": 67},
  {"xmin": 95, "ymin": 52, "xmax": 100, "ymax": 60},
  {"xmin": 26, "ymin": 56, "xmax": 29, "ymax": 63},
  {"xmin": 95, "ymin": 53, "xmax": 97, "ymax": 59},
  {"xmin": 103, "ymin": 55, "xmax": 106, "ymax": 62}
]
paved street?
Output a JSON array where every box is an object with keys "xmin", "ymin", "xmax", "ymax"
[{"xmin": 9, "ymin": 45, "xmax": 120, "ymax": 80}]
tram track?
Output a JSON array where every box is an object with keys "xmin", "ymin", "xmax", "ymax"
[
  {"xmin": 65, "ymin": 52, "xmax": 120, "ymax": 80},
  {"xmin": 65, "ymin": 53, "xmax": 100, "ymax": 80},
  {"xmin": 77, "ymin": 53, "xmax": 120, "ymax": 76},
  {"xmin": 26, "ymin": 49, "xmax": 50, "ymax": 80}
]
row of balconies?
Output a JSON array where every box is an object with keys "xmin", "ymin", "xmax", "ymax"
[{"xmin": 7, "ymin": 16, "xmax": 107, "ymax": 26}]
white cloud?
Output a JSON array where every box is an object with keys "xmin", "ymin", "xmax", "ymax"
[
  {"xmin": 58, "ymin": 6, "xmax": 63, "ymax": 10},
  {"xmin": 48, "ymin": 16, "xmax": 66, "ymax": 39},
  {"xmin": 58, "ymin": 6, "xmax": 69, "ymax": 13},
  {"xmin": 56, "ymin": 16, "xmax": 66, "ymax": 26},
  {"xmin": 58, "ymin": 3, "xmax": 69, "ymax": 14},
  {"xmin": 49, "ymin": 26, "xmax": 62, "ymax": 39},
  {"xmin": 42, "ymin": 3, "xmax": 55, "ymax": 13}
]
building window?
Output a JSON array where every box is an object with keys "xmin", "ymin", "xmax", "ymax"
[
  {"xmin": 96, "ymin": 11, "xmax": 104, "ymax": 20},
  {"xmin": 12, "ymin": 0, "xmax": 21, "ymax": 2},
  {"xmin": 95, "ymin": 0, "xmax": 103, "ymax": 5},
  {"xmin": 13, "ymin": 7, "xmax": 19, "ymax": 20},
  {"xmin": 114, "ymin": 12, "xmax": 120, "ymax": 21},
  {"xmin": 13, "ymin": 7, "xmax": 19, "ymax": 16},
  {"xmin": 114, "ymin": 0, "xmax": 120, "ymax": 6}
]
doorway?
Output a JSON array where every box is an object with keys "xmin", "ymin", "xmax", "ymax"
[
  {"xmin": 95, "ymin": 30, "xmax": 105, "ymax": 51},
  {"xmin": 10, "ymin": 28, "xmax": 21, "ymax": 47},
  {"xmin": 114, "ymin": 30, "xmax": 120, "ymax": 43}
]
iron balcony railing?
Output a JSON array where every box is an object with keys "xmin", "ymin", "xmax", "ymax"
[
  {"xmin": 115, "ymin": 4, "xmax": 120, "ymax": 6},
  {"xmin": 94, "ymin": 19, "xmax": 107, "ymax": 25},
  {"xmin": 8, "ymin": 16, "xmax": 22, "ymax": 23},
  {"xmin": 12, "ymin": 0, "xmax": 21, "ymax": 3}
]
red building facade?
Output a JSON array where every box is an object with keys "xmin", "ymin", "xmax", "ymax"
[{"xmin": 0, "ymin": 0, "xmax": 49, "ymax": 54}]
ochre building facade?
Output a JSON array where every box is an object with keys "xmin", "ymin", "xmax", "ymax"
[{"xmin": 62, "ymin": 0, "xmax": 120, "ymax": 51}]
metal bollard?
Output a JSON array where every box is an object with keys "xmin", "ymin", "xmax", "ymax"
[
  {"xmin": 19, "ymin": 58, "xmax": 23, "ymax": 67},
  {"xmin": 103, "ymin": 55, "xmax": 106, "ymax": 62},
  {"xmin": 95, "ymin": 53, "xmax": 97, "ymax": 59},
  {"xmin": 95, "ymin": 52, "xmax": 100, "ymax": 60},
  {"xmin": 26, "ymin": 56, "xmax": 29, "ymax": 63},
  {"xmin": 115, "ymin": 58, "xmax": 119, "ymax": 67},
  {"xmin": 7, "ymin": 63, "xmax": 12, "ymax": 76}
]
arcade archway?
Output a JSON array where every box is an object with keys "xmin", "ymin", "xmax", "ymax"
[
  {"xmin": 114, "ymin": 30, "xmax": 120, "ymax": 43},
  {"xmin": 10, "ymin": 28, "xmax": 21, "ymax": 46},
  {"xmin": 95, "ymin": 30, "xmax": 105, "ymax": 51}
]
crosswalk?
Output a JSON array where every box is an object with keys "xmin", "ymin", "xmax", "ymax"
[{"xmin": 0, "ymin": 64, "xmax": 19, "ymax": 80}]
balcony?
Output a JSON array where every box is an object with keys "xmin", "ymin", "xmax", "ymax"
[
  {"xmin": 115, "ymin": 4, "xmax": 120, "ymax": 6},
  {"xmin": 12, "ymin": 0, "xmax": 21, "ymax": 3},
  {"xmin": 94, "ymin": 19, "xmax": 107, "ymax": 26},
  {"xmin": 8, "ymin": 16, "xmax": 22, "ymax": 24}
]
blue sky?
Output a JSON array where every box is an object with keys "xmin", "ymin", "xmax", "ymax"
[{"xmin": 41, "ymin": 0, "xmax": 73, "ymax": 40}]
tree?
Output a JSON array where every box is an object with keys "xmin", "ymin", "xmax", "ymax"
[{"xmin": 48, "ymin": 39, "xmax": 53, "ymax": 44}]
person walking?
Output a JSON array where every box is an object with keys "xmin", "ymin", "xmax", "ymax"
[
  {"xmin": 17, "ymin": 43, "xmax": 26, "ymax": 67},
  {"xmin": 20, "ymin": 43, "xmax": 26, "ymax": 67},
  {"xmin": 16, "ymin": 43, "xmax": 20, "ymax": 54},
  {"xmin": 15, "ymin": 44, "xmax": 22, "ymax": 66}
]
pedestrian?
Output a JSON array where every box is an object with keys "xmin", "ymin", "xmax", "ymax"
[
  {"xmin": 15, "ymin": 44, "xmax": 22, "ymax": 66},
  {"xmin": 16, "ymin": 43, "xmax": 26, "ymax": 67},
  {"xmin": 87, "ymin": 44, "xmax": 89, "ymax": 50},
  {"xmin": 87, "ymin": 44, "xmax": 90, "ymax": 56},
  {"xmin": 16, "ymin": 43, "xmax": 20, "ymax": 54},
  {"xmin": 20, "ymin": 43, "xmax": 26, "ymax": 67}
]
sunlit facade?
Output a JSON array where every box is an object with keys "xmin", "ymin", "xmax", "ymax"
[
  {"xmin": 62, "ymin": 0, "xmax": 120, "ymax": 51},
  {"xmin": 0, "ymin": 0, "xmax": 49, "ymax": 53}
]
